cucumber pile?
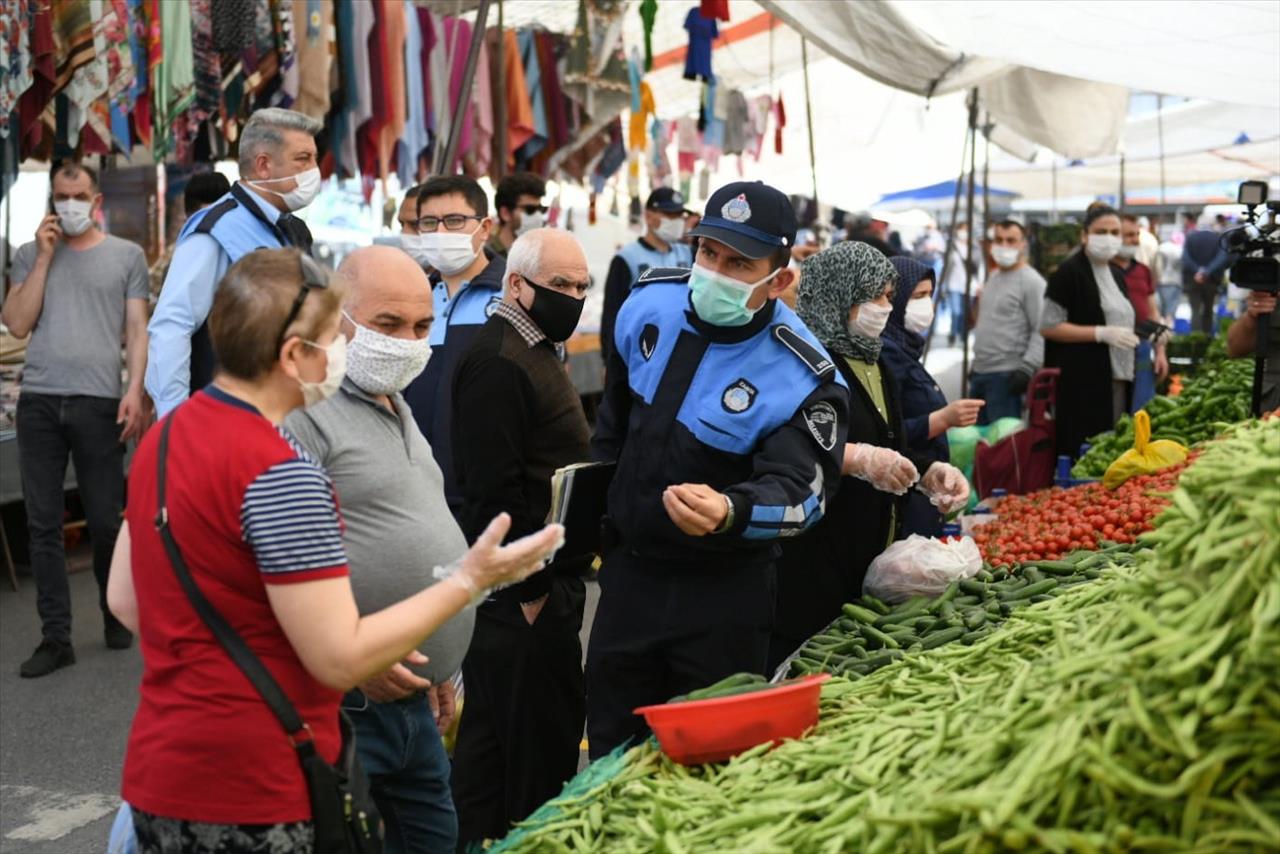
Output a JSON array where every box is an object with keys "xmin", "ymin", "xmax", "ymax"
[
  {"xmin": 788, "ymin": 543, "xmax": 1138, "ymax": 679},
  {"xmin": 1072, "ymin": 358, "xmax": 1251, "ymax": 478}
]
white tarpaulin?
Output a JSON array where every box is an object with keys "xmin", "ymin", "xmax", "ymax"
[{"xmin": 758, "ymin": 0, "xmax": 1280, "ymax": 159}]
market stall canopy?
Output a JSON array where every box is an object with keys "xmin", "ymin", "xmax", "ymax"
[
  {"xmin": 756, "ymin": 0, "xmax": 1280, "ymax": 159},
  {"xmin": 874, "ymin": 179, "xmax": 1018, "ymax": 213}
]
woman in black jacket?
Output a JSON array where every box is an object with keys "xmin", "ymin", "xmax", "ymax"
[
  {"xmin": 1040, "ymin": 206, "xmax": 1139, "ymax": 458},
  {"xmin": 768, "ymin": 243, "xmax": 969, "ymax": 669}
]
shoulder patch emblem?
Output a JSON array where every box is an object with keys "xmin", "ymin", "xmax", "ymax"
[
  {"xmin": 721, "ymin": 378, "xmax": 758, "ymax": 414},
  {"xmin": 773, "ymin": 325, "xmax": 836, "ymax": 379},
  {"xmin": 640, "ymin": 324, "xmax": 659, "ymax": 360},
  {"xmin": 722, "ymin": 193, "xmax": 752, "ymax": 223},
  {"xmin": 803, "ymin": 401, "xmax": 839, "ymax": 451},
  {"xmin": 636, "ymin": 266, "xmax": 692, "ymax": 286}
]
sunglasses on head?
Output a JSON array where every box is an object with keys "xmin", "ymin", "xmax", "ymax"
[{"xmin": 276, "ymin": 252, "xmax": 331, "ymax": 349}]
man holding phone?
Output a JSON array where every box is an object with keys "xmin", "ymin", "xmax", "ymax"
[{"xmin": 1, "ymin": 162, "xmax": 150, "ymax": 677}]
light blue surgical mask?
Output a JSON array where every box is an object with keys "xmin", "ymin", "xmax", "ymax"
[{"xmin": 688, "ymin": 263, "xmax": 779, "ymax": 327}]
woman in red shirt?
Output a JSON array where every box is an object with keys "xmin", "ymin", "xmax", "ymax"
[{"xmin": 107, "ymin": 248, "xmax": 561, "ymax": 852}]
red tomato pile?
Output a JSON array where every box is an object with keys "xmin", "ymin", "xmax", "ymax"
[{"xmin": 973, "ymin": 459, "xmax": 1195, "ymax": 567}]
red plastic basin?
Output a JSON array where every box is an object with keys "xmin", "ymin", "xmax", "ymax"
[{"xmin": 633, "ymin": 674, "xmax": 830, "ymax": 766}]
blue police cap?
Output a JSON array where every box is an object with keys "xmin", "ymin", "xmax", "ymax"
[{"xmin": 688, "ymin": 181, "xmax": 798, "ymax": 260}]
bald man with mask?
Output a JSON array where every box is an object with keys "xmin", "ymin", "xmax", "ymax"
[{"xmin": 284, "ymin": 246, "xmax": 472, "ymax": 854}]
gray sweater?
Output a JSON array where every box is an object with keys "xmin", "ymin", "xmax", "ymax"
[
  {"xmin": 972, "ymin": 264, "xmax": 1047, "ymax": 375},
  {"xmin": 285, "ymin": 379, "xmax": 474, "ymax": 683}
]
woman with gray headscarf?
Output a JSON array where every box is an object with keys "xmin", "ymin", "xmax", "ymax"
[{"xmin": 767, "ymin": 242, "xmax": 969, "ymax": 669}]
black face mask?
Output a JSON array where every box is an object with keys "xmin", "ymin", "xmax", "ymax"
[{"xmin": 519, "ymin": 278, "xmax": 585, "ymax": 343}]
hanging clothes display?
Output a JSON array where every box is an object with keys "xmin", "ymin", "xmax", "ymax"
[
  {"xmin": 291, "ymin": 0, "xmax": 333, "ymax": 120},
  {"xmin": 638, "ymin": 0, "xmax": 657, "ymax": 72},
  {"xmin": 378, "ymin": 0, "xmax": 406, "ymax": 181},
  {"xmin": 398, "ymin": 1, "xmax": 428, "ymax": 187},
  {"xmin": 748, "ymin": 93, "xmax": 771, "ymax": 160},
  {"xmin": 722, "ymin": 88, "xmax": 749, "ymax": 156},
  {"xmin": 514, "ymin": 28, "xmax": 548, "ymax": 167},
  {"xmin": 774, "ymin": 92, "xmax": 786, "ymax": 154},
  {"xmin": 682, "ymin": 7, "xmax": 717, "ymax": 82},
  {"xmin": 495, "ymin": 27, "xmax": 535, "ymax": 167},
  {"xmin": 466, "ymin": 29, "xmax": 493, "ymax": 177},
  {"xmin": 533, "ymin": 31, "xmax": 568, "ymax": 162},
  {"xmin": 337, "ymin": 0, "xmax": 373, "ymax": 178},
  {"xmin": 1, "ymin": 1, "xmax": 33, "ymax": 140},
  {"xmin": 649, "ymin": 117, "xmax": 672, "ymax": 184},
  {"xmin": 701, "ymin": 0, "xmax": 731, "ymax": 22}
]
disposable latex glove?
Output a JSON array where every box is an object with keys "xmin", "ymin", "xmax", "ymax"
[
  {"xmin": 918, "ymin": 462, "xmax": 971, "ymax": 514},
  {"xmin": 843, "ymin": 443, "xmax": 919, "ymax": 495},
  {"xmin": 1094, "ymin": 326, "xmax": 1140, "ymax": 349}
]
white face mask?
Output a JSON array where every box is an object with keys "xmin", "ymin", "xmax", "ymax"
[
  {"xmin": 655, "ymin": 216, "xmax": 686, "ymax": 243},
  {"xmin": 420, "ymin": 229, "xmax": 480, "ymax": 276},
  {"xmin": 251, "ymin": 166, "xmax": 322, "ymax": 211},
  {"xmin": 991, "ymin": 245, "xmax": 1021, "ymax": 269},
  {"xmin": 1085, "ymin": 233, "xmax": 1122, "ymax": 263},
  {"xmin": 342, "ymin": 312, "xmax": 432, "ymax": 394},
  {"xmin": 1115, "ymin": 243, "xmax": 1138, "ymax": 260},
  {"xmin": 850, "ymin": 301, "xmax": 892, "ymax": 340},
  {"xmin": 903, "ymin": 297, "xmax": 934, "ymax": 335},
  {"xmin": 399, "ymin": 233, "xmax": 433, "ymax": 268},
  {"xmin": 297, "ymin": 334, "xmax": 347, "ymax": 406},
  {"xmin": 515, "ymin": 210, "xmax": 545, "ymax": 236},
  {"xmin": 54, "ymin": 199, "xmax": 95, "ymax": 236}
]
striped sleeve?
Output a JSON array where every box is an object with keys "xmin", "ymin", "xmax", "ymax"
[{"xmin": 240, "ymin": 458, "xmax": 349, "ymax": 582}]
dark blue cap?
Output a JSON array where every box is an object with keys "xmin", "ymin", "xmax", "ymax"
[
  {"xmin": 689, "ymin": 181, "xmax": 797, "ymax": 259},
  {"xmin": 646, "ymin": 187, "xmax": 692, "ymax": 214}
]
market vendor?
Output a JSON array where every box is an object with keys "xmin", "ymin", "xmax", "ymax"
[
  {"xmin": 598, "ymin": 187, "xmax": 694, "ymax": 364},
  {"xmin": 1225, "ymin": 289, "xmax": 1280, "ymax": 413},
  {"xmin": 146, "ymin": 108, "xmax": 322, "ymax": 417},
  {"xmin": 1041, "ymin": 206, "xmax": 1139, "ymax": 458},
  {"xmin": 587, "ymin": 181, "xmax": 849, "ymax": 758},
  {"xmin": 768, "ymin": 243, "xmax": 969, "ymax": 670}
]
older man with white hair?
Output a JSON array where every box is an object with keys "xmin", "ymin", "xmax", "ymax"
[
  {"xmin": 284, "ymin": 245, "xmax": 474, "ymax": 854},
  {"xmin": 449, "ymin": 228, "xmax": 593, "ymax": 846},
  {"xmin": 147, "ymin": 107, "xmax": 323, "ymax": 416}
]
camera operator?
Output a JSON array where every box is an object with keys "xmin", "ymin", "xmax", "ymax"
[{"xmin": 1225, "ymin": 290, "xmax": 1279, "ymax": 412}]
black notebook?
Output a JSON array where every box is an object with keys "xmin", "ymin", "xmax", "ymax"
[{"xmin": 547, "ymin": 461, "xmax": 616, "ymax": 562}]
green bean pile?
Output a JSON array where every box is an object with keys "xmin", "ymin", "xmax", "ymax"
[{"xmin": 491, "ymin": 419, "xmax": 1279, "ymax": 853}]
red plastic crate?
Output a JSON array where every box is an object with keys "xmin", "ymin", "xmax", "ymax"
[{"xmin": 633, "ymin": 674, "xmax": 830, "ymax": 765}]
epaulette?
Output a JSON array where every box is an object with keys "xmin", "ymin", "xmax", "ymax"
[
  {"xmin": 773, "ymin": 324, "xmax": 837, "ymax": 380},
  {"xmin": 634, "ymin": 266, "xmax": 692, "ymax": 287},
  {"xmin": 190, "ymin": 197, "xmax": 240, "ymax": 235}
]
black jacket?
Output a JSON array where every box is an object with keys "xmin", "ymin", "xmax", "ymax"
[
  {"xmin": 770, "ymin": 355, "xmax": 933, "ymax": 666},
  {"xmin": 1043, "ymin": 250, "xmax": 1130, "ymax": 458}
]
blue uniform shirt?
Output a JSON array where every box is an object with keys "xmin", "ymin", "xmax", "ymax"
[{"xmin": 592, "ymin": 268, "xmax": 850, "ymax": 568}]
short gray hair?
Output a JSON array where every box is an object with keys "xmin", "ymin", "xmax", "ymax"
[
  {"xmin": 238, "ymin": 108, "xmax": 322, "ymax": 173},
  {"xmin": 505, "ymin": 230, "xmax": 548, "ymax": 286}
]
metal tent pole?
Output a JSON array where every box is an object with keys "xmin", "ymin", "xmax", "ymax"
[
  {"xmin": 1157, "ymin": 94, "xmax": 1166, "ymax": 206},
  {"xmin": 437, "ymin": 0, "xmax": 492, "ymax": 175},
  {"xmin": 801, "ymin": 37, "xmax": 819, "ymax": 210},
  {"xmin": 961, "ymin": 88, "xmax": 979, "ymax": 384},
  {"xmin": 1119, "ymin": 153, "xmax": 1126, "ymax": 210},
  {"xmin": 493, "ymin": 0, "xmax": 506, "ymax": 182},
  {"xmin": 924, "ymin": 120, "xmax": 973, "ymax": 363}
]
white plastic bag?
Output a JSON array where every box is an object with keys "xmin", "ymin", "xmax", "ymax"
[{"xmin": 863, "ymin": 534, "xmax": 983, "ymax": 604}]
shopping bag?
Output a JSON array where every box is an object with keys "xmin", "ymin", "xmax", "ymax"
[
  {"xmin": 864, "ymin": 534, "xmax": 983, "ymax": 604},
  {"xmin": 1102, "ymin": 410, "xmax": 1188, "ymax": 489}
]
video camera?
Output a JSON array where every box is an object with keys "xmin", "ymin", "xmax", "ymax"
[{"xmin": 1225, "ymin": 180, "xmax": 1280, "ymax": 294}]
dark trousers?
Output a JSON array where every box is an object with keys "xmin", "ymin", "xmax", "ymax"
[
  {"xmin": 585, "ymin": 549, "xmax": 775, "ymax": 761},
  {"xmin": 341, "ymin": 691, "xmax": 456, "ymax": 854},
  {"xmin": 15, "ymin": 393, "xmax": 125, "ymax": 644},
  {"xmin": 1186, "ymin": 279, "xmax": 1220, "ymax": 335},
  {"xmin": 969, "ymin": 371, "xmax": 1024, "ymax": 425},
  {"xmin": 451, "ymin": 576, "xmax": 586, "ymax": 848}
]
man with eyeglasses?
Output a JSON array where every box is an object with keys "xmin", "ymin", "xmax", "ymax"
[
  {"xmin": 488, "ymin": 172, "xmax": 548, "ymax": 259},
  {"xmin": 450, "ymin": 228, "xmax": 593, "ymax": 846},
  {"xmin": 402, "ymin": 176, "xmax": 506, "ymax": 515}
]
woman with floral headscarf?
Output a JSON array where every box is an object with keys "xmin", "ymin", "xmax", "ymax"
[{"xmin": 767, "ymin": 243, "xmax": 970, "ymax": 669}]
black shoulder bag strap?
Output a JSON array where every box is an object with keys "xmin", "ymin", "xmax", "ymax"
[{"xmin": 153, "ymin": 415, "xmax": 318, "ymax": 756}]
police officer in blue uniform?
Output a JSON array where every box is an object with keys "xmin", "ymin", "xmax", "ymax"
[
  {"xmin": 586, "ymin": 182, "xmax": 850, "ymax": 758},
  {"xmin": 401, "ymin": 176, "xmax": 506, "ymax": 514},
  {"xmin": 145, "ymin": 108, "xmax": 322, "ymax": 417},
  {"xmin": 599, "ymin": 188, "xmax": 694, "ymax": 364}
]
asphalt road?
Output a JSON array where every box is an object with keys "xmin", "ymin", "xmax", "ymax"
[{"xmin": 0, "ymin": 561, "xmax": 137, "ymax": 854}]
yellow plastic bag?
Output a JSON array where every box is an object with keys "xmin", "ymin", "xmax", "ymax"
[{"xmin": 1103, "ymin": 410, "xmax": 1189, "ymax": 489}]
